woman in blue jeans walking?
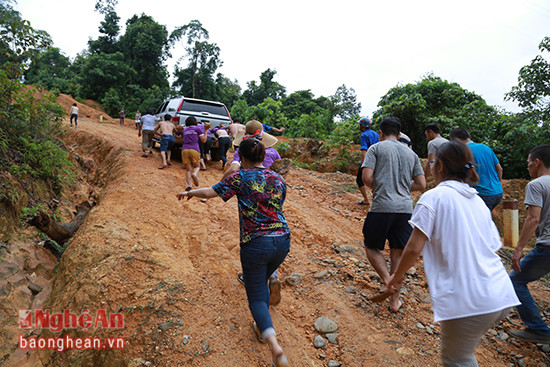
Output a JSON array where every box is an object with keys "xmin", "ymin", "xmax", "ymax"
[{"xmin": 177, "ymin": 136, "xmax": 290, "ymax": 367}]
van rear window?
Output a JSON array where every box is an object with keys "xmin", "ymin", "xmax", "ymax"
[{"xmin": 180, "ymin": 101, "xmax": 229, "ymax": 117}]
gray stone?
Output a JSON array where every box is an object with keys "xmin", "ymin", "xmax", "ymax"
[
  {"xmin": 541, "ymin": 344, "xmax": 550, "ymax": 353},
  {"xmin": 344, "ymin": 286, "xmax": 355, "ymax": 293},
  {"xmin": 285, "ymin": 273, "xmax": 304, "ymax": 286},
  {"xmin": 425, "ymin": 326, "xmax": 433, "ymax": 335},
  {"xmin": 314, "ymin": 317, "xmax": 338, "ymax": 333},
  {"xmin": 28, "ymin": 283, "xmax": 42, "ymax": 295},
  {"xmin": 319, "ymin": 354, "xmax": 327, "ymax": 359},
  {"xmin": 407, "ymin": 267, "xmax": 417, "ymax": 275},
  {"xmin": 334, "ymin": 245, "xmax": 359, "ymax": 253},
  {"xmin": 182, "ymin": 335, "xmax": 190, "ymax": 345},
  {"xmin": 328, "ymin": 360, "xmax": 341, "ymax": 367},
  {"xmin": 313, "ymin": 335, "xmax": 326, "ymax": 349},
  {"xmin": 416, "ymin": 323, "xmax": 425, "ymax": 329},
  {"xmin": 326, "ymin": 333, "xmax": 339, "ymax": 344},
  {"xmin": 202, "ymin": 340, "xmax": 209, "ymax": 351},
  {"xmin": 497, "ymin": 331, "xmax": 509, "ymax": 341},
  {"xmin": 314, "ymin": 270, "xmax": 328, "ymax": 279}
]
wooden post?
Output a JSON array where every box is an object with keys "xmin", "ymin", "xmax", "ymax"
[
  {"xmin": 100, "ymin": 115, "xmax": 103, "ymax": 123},
  {"xmin": 502, "ymin": 200, "xmax": 519, "ymax": 248}
]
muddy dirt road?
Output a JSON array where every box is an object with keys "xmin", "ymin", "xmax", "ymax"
[{"xmin": 9, "ymin": 112, "xmax": 550, "ymax": 366}]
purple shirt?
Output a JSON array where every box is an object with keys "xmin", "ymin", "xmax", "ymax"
[
  {"xmin": 182, "ymin": 125, "xmax": 204, "ymax": 152},
  {"xmin": 232, "ymin": 147, "xmax": 281, "ymax": 168}
]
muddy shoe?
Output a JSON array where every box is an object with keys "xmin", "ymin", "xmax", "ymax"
[
  {"xmin": 186, "ymin": 186, "xmax": 192, "ymax": 191},
  {"xmin": 509, "ymin": 328, "xmax": 550, "ymax": 344},
  {"xmin": 269, "ymin": 277, "xmax": 282, "ymax": 306}
]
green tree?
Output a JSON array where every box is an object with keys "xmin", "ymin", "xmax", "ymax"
[
  {"xmin": 329, "ymin": 84, "xmax": 361, "ymax": 121},
  {"xmin": 215, "ymin": 73, "xmax": 241, "ymax": 109},
  {"xmin": 286, "ymin": 112, "xmax": 333, "ymax": 140},
  {"xmin": 242, "ymin": 69, "xmax": 286, "ymax": 106},
  {"xmin": 24, "ymin": 47, "xmax": 72, "ymax": 93},
  {"xmin": 281, "ymin": 90, "xmax": 326, "ymax": 120},
  {"xmin": 374, "ymin": 74, "xmax": 500, "ymax": 157},
  {"xmin": 78, "ymin": 52, "xmax": 136, "ymax": 100},
  {"xmin": 506, "ymin": 36, "xmax": 550, "ymax": 122},
  {"xmin": 0, "ymin": 1, "xmax": 52, "ymax": 78},
  {"xmin": 118, "ymin": 14, "xmax": 170, "ymax": 90},
  {"xmin": 171, "ymin": 20, "xmax": 222, "ymax": 98},
  {"xmin": 230, "ymin": 98, "xmax": 249, "ymax": 122},
  {"xmin": 88, "ymin": 11, "xmax": 121, "ymax": 54}
]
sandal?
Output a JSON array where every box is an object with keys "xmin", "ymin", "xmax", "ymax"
[
  {"xmin": 141, "ymin": 154, "xmax": 148, "ymax": 158},
  {"xmin": 167, "ymin": 161, "xmax": 172, "ymax": 165},
  {"xmin": 253, "ymin": 322, "xmax": 265, "ymax": 343},
  {"xmin": 158, "ymin": 165, "xmax": 167, "ymax": 170},
  {"xmin": 358, "ymin": 200, "xmax": 369, "ymax": 205}
]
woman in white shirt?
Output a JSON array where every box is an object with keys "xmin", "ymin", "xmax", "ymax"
[
  {"xmin": 69, "ymin": 103, "xmax": 78, "ymax": 127},
  {"xmin": 386, "ymin": 141, "xmax": 519, "ymax": 366}
]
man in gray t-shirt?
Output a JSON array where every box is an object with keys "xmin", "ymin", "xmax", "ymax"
[
  {"xmin": 509, "ymin": 145, "xmax": 550, "ymax": 344},
  {"xmin": 361, "ymin": 117, "xmax": 425, "ymax": 313},
  {"xmin": 424, "ymin": 123, "xmax": 448, "ymax": 178}
]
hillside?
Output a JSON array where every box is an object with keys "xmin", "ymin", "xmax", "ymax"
[{"xmin": 2, "ymin": 95, "xmax": 549, "ymax": 366}]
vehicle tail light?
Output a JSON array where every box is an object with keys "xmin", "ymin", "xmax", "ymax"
[{"xmin": 172, "ymin": 116, "xmax": 180, "ymax": 124}]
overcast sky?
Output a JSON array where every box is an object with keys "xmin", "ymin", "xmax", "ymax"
[{"xmin": 15, "ymin": 0, "xmax": 550, "ymax": 116}]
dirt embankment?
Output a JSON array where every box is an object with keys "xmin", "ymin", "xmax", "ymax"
[{"xmin": 2, "ymin": 93, "xmax": 549, "ymax": 366}]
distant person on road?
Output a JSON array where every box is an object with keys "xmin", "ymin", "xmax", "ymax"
[
  {"xmin": 119, "ymin": 107, "xmax": 125, "ymax": 126},
  {"xmin": 424, "ymin": 123, "xmax": 448, "ymax": 178},
  {"xmin": 153, "ymin": 114, "xmax": 176, "ymax": 169},
  {"xmin": 135, "ymin": 110, "xmax": 141, "ymax": 129},
  {"xmin": 362, "ymin": 116, "xmax": 425, "ymax": 313},
  {"xmin": 181, "ymin": 116, "xmax": 207, "ymax": 191},
  {"xmin": 385, "ymin": 140, "xmax": 519, "ymax": 366},
  {"xmin": 138, "ymin": 109, "xmax": 158, "ymax": 158},
  {"xmin": 177, "ymin": 137, "xmax": 290, "ymax": 367},
  {"xmin": 69, "ymin": 103, "xmax": 78, "ymax": 127},
  {"xmin": 449, "ymin": 128, "xmax": 503, "ymax": 211},
  {"xmin": 356, "ymin": 117, "xmax": 379, "ymax": 206},
  {"xmin": 509, "ymin": 145, "xmax": 550, "ymax": 345}
]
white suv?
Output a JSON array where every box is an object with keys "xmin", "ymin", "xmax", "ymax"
[{"xmin": 154, "ymin": 97, "xmax": 231, "ymax": 128}]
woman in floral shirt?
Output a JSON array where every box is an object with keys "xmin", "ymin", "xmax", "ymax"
[{"xmin": 176, "ymin": 137, "xmax": 290, "ymax": 367}]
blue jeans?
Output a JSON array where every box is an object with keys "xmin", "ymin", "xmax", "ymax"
[
  {"xmin": 479, "ymin": 193, "xmax": 502, "ymax": 211},
  {"xmin": 240, "ymin": 234, "xmax": 290, "ymax": 337},
  {"xmin": 510, "ymin": 244, "xmax": 550, "ymax": 335}
]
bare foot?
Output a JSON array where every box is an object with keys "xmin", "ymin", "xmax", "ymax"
[{"xmin": 389, "ymin": 298, "xmax": 403, "ymax": 313}]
